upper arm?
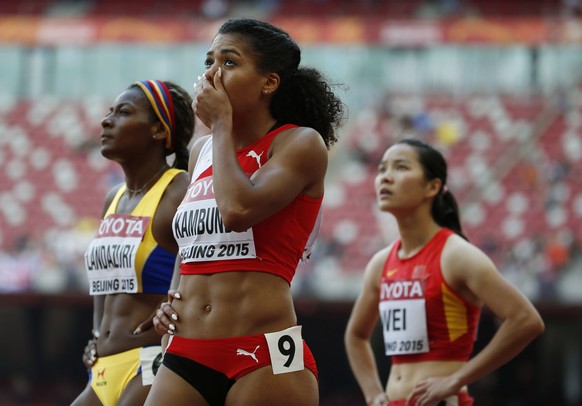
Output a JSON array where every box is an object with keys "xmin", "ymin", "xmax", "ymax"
[
  {"xmin": 443, "ymin": 237, "xmax": 538, "ymax": 322},
  {"xmin": 346, "ymin": 247, "xmax": 391, "ymax": 341},
  {"xmin": 237, "ymin": 127, "xmax": 328, "ymax": 224}
]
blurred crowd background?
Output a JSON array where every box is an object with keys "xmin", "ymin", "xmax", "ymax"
[{"xmin": 1, "ymin": 0, "xmax": 582, "ymax": 405}]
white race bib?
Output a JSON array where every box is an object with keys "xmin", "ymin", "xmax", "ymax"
[
  {"xmin": 85, "ymin": 214, "xmax": 149, "ymax": 295},
  {"xmin": 140, "ymin": 346, "xmax": 163, "ymax": 385},
  {"xmin": 174, "ymin": 197, "xmax": 256, "ymax": 262},
  {"xmin": 264, "ymin": 326, "xmax": 304, "ymax": 374},
  {"xmin": 379, "ymin": 299, "xmax": 429, "ymax": 356},
  {"xmin": 174, "ymin": 136, "xmax": 257, "ymax": 262}
]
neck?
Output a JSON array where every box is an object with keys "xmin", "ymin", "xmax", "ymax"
[
  {"xmin": 124, "ymin": 163, "xmax": 169, "ymax": 195},
  {"xmin": 231, "ymin": 111, "xmax": 278, "ymax": 149},
  {"xmin": 396, "ymin": 214, "xmax": 441, "ymax": 259}
]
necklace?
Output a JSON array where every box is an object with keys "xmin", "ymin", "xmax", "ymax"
[{"xmin": 125, "ymin": 165, "xmax": 168, "ymax": 195}]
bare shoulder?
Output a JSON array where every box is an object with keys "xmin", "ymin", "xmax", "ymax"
[
  {"xmin": 163, "ymin": 170, "xmax": 190, "ymax": 204},
  {"xmin": 188, "ymin": 134, "xmax": 212, "ymax": 175},
  {"xmin": 190, "ymin": 134, "xmax": 212, "ymax": 159},
  {"xmin": 362, "ymin": 244, "xmax": 394, "ymax": 288},
  {"xmin": 272, "ymin": 126, "xmax": 327, "ymax": 157},
  {"xmin": 101, "ymin": 183, "xmax": 124, "ymax": 218},
  {"xmin": 441, "ymin": 233, "xmax": 498, "ymax": 283}
]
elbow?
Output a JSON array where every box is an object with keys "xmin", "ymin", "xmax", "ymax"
[
  {"xmin": 521, "ymin": 311, "xmax": 545, "ymax": 341},
  {"xmin": 344, "ymin": 330, "xmax": 353, "ymax": 349},
  {"xmin": 221, "ymin": 209, "xmax": 253, "ymax": 233},
  {"xmin": 344, "ymin": 332, "xmax": 357, "ymax": 357},
  {"xmin": 344, "ymin": 326, "xmax": 365, "ymax": 349},
  {"xmin": 531, "ymin": 314, "xmax": 545, "ymax": 337}
]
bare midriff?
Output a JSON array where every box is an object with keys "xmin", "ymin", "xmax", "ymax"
[
  {"xmin": 387, "ymin": 360, "xmax": 469, "ymax": 400},
  {"xmin": 97, "ymin": 293, "xmax": 165, "ymax": 356},
  {"xmin": 173, "ymin": 271, "xmax": 297, "ymax": 339}
]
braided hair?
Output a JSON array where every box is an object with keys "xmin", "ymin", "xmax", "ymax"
[{"xmin": 129, "ymin": 81, "xmax": 194, "ymax": 170}]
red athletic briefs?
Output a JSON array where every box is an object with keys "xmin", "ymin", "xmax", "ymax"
[{"xmin": 165, "ymin": 332, "xmax": 318, "ymax": 380}]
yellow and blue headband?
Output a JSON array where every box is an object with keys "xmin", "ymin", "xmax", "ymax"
[{"xmin": 134, "ymin": 80, "xmax": 176, "ymax": 151}]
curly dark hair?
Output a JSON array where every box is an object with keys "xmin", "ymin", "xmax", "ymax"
[
  {"xmin": 129, "ymin": 81, "xmax": 194, "ymax": 170},
  {"xmin": 217, "ymin": 18, "xmax": 346, "ymax": 149}
]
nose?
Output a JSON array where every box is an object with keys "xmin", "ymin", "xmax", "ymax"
[
  {"xmin": 101, "ymin": 114, "xmax": 112, "ymax": 128},
  {"xmin": 203, "ymin": 65, "xmax": 218, "ymax": 84},
  {"xmin": 205, "ymin": 64, "xmax": 218, "ymax": 77},
  {"xmin": 378, "ymin": 169, "xmax": 394, "ymax": 184}
]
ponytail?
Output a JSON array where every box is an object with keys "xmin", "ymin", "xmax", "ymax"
[
  {"xmin": 395, "ymin": 138, "xmax": 468, "ymax": 240},
  {"xmin": 432, "ymin": 190, "xmax": 467, "ymax": 241}
]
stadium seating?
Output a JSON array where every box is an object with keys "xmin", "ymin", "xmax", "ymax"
[
  {"xmin": 3, "ymin": 87, "xmax": 579, "ymax": 286},
  {"xmin": 0, "ymin": 98, "xmax": 117, "ymax": 251},
  {"xmin": 319, "ymin": 92, "xmax": 562, "ymax": 273}
]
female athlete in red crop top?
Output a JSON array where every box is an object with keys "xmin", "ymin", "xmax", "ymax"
[
  {"xmin": 345, "ymin": 139, "xmax": 544, "ymax": 406},
  {"xmin": 146, "ymin": 18, "xmax": 345, "ymax": 406}
]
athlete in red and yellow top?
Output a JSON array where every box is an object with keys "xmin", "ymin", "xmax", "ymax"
[
  {"xmin": 345, "ymin": 139, "xmax": 544, "ymax": 406},
  {"xmin": 380, "ymin": 227, "xmax": 480, "ymax": 365}
]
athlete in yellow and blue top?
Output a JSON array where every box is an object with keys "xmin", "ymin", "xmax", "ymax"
[{"xmin": 71, "ymin": 80, "xmax": 194, "ymax": 406}]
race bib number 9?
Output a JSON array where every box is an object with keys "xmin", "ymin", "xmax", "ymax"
[
  {"xmin": 264, "ymin": 326, "xmax": 304, "ymax": 374},
  {"xmin": 379, "ymin": 299, "xmax": 429, "ymax": 356}
]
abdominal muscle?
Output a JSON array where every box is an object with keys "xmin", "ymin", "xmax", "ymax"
[
  {"xmin": 97, "ymin": 293, "xmax": 166, "ymax": 356},
  {"xmin": 387, "ymin": 360, "xmax": 469, "ymax": 401},
  {"xmin": 173, "ymin": 271, "xmax": 298, "ymax": 339}
]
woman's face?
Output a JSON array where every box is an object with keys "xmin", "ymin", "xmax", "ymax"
[
  {"xmin": 100, "ymin": 87, "xmax": 156, "ymax": 161},
  {"xmin": 203, "ymin": 33, "xmax": 269, "ymax": 114},
  {"xmin": 374, "ymin": 143, "xmax": 435, "ymax": 214}
]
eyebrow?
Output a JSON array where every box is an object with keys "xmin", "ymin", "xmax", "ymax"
[
  {"xmin": 108, "ymin": 102, "xmax": 132, "ymax": 111},
  {"xmin": 381, "ymin": 158, "xmax": 411, "ymax": 166},
  {"xmin": 206, "ymin": 48, "xmax": 242, "ymax": 57}
]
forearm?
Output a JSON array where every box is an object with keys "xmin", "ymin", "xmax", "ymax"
[
  {"xmin": 346, "ymin": 336, "xmax": 386, "ymax": 403},
  {"xmin": 92, "ymin": 295, "xmax": 105, "ymax": 335},
  {"xmin": 170, "ymin": 256, "xmax": 182, "ymax": 291},
  {"xmin": 450, "ymin": 315, "xmax": 543, "ymax": 389},
  {"xmin": 212, "ymin": 126, "xmax": 253, "ymax": 211}
]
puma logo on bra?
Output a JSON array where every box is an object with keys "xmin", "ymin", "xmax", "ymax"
[{"xmin": 246, "ymin": 150, "xmax": 263, "ymax": 168}]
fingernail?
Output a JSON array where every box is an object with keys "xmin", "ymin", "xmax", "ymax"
[
  {"xmin": 167, "ymin": 330, "xmax": 174, "ymax": 335},
  {"xmin": 169, "ymin": 324, "xmax": 175, "ymax": 331},
  {"xmin": 174, "ymin": 292, "xmax": 181, "ymax": 299},
  {"xmin": 171, "ymin": 313, "xmax": 178, "ymax": 321},
  {"xmin": 218, "ymin": 67, "xmax": 222, "ymax": 77},
  {"xmin": 133, "ymin": 328, "xmax": 141, "ymax": 335}
]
